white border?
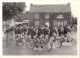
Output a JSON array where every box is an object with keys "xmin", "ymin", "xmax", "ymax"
[{"xmin": 0, "ymin": 0, "xmax": 80, "ymax": 58}]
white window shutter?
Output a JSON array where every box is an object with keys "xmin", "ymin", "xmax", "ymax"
[{"xmin": 35, "ymin": 21, "xmax": 39, "ymax": 26}]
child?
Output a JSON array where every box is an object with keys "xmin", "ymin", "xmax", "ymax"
[
  {"xmin": 33, "ymin": 38, "xmax": 39, "ymax": 51},
  {"xmin": 37, "ymin": 47, "xmax": 43, "ymax": 52},
  {"xmin": 15, "ymin": 34, "xmax": 23, "ymax": 46},
  {"xmin": 49, "ymin": 36, "xmax": 54, "ymax": 46},
  {"xmin": 33, "ymin": 46, "xmax": 38, "ymax": 51},
  {"xmin": 26, "ymin": 35, "xmax": 31, "ymax": 45},
  {"xmin": 64, "ymin": 31, "xmax": 71, "ymax": 42},
  {"xmin": 45, "ymin": 43, "xmax": 51, "ymax": 52},
  {"xmin": 29, "ymin": 39, "xmax": 34, "ymax": 49},
  {"xmin": 45, "ymin": 35, "xmax": 49, "ymax": 40}
]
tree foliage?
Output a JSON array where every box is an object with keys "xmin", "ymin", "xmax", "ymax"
[
  {"xmin": 72, "ymin": 17, "xmax": 77, "ymax": 24},
  {"xmin": 3, "ymin": 2, "xmax": 26, "ymax": 21},
  {"xmin": 14, "ymin": 12, "xmax": 28, "ymax": 22}
]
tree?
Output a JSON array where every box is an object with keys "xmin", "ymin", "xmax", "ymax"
[
  {"xmin": 14, "ymin": 12, "xmax": 28, "ymax": 22},
  {"xmin": 72, "ymin": 17, "xmax": 77, "ymax": 25},
  {"xmin": 3, "ymin": 2, "xmax": 26, "ymax": 21}
]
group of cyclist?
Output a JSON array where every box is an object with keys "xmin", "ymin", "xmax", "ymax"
[{"xmin": 4, "ymin": 24, "xmax": 74, "ymax": 51}]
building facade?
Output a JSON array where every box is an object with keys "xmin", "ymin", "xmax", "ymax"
[{"xmin": 28, "ymin": 3, "xmax": 72, "ymax": 27}]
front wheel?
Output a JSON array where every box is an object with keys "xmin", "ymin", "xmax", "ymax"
[
  {"xmin": 71, "ymin": 39, "xmax": 77, "ymax": 46},
  {"xmin": 54, "ymin": 40, "xmax": 62, "ymax": 48}
]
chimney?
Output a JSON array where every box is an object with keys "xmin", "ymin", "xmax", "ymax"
[
  {"xmin": 30, "ymin": 3, "xmax": 33, "ymax": 6},
  {"xmin": 68, "ymin": 3, "xmax": 70, "ymax": 6}
]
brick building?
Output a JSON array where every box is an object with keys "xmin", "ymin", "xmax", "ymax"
[{"xmin": 28, "ymin": 3, "xmax": 72, "ymax": 27}]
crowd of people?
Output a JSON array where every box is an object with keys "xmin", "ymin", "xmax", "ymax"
[{"xmin": 3, "ymin": 24, "xmax": 77, "ymax": 52}]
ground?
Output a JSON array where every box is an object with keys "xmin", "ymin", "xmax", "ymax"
[{"xmin": 3, "ymin": 32, "xmax": 77, "ymax": 55}]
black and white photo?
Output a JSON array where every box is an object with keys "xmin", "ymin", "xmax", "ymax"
[{"xmin": 2, "ymin": 1, "xmax": 77, "ymax": 55}]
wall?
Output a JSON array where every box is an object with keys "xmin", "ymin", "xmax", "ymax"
[{"xmin": 28, "ymin": 12, "xmax": 71, "ymax": 27}]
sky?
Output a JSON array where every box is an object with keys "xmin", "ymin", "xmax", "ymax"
[{"xmin": 24, "ymin": 0, "xmax": 80, "ymax": 17}]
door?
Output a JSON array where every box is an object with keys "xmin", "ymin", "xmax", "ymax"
[
  {"xmin": 64, "ymin": 21, "xmax": 67, "ymax": 26},
  {"xmin": 58, "ymin": 21, "xmax": 63, "ymax": 27},
  {"xmin": 54, "ymin": 21, "xmax": 57, "ymax": 26}
]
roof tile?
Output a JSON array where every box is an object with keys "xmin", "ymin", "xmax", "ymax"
[{"xmin": 29, "ymin": 4, "xmax": 71, "ymax": 12}]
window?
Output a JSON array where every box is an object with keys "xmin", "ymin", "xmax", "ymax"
[
  {"xmin": 35, "ymin": 14, "xmax": 39, "ymax": 19},
  {"xmin": 64, "ymin": 21, "xmax": 67, "ymax": 26},
  {"xmin": 45, "ymin": 14, "xmax": 49, "ymax": 19},
  {"xmin": 35, "ymin": 21, "xmax": 39, "ymax": 26}
]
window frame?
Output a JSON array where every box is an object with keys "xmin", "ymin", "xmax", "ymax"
[
  {"xmin": 45, "ymin": 14, "xmax": 49, "ymax": 19},
  {"xmin": 35, "ymin": 21, "xmax": 39, "ymax": 26},
  {"xmin": 35, "ymin": 14, "xmax": 39, "ymax": 19}
]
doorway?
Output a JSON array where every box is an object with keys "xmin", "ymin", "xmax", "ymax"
[{"xmin": 58, "ymin": 21, "xmax": 63, "ymax": 27}]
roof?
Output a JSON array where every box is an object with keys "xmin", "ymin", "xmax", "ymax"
[{"xmin": 29, "ymin": 4, "xmax": 71, "ymax": 13}]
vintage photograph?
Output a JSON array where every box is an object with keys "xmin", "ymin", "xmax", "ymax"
[{"xmin": 2, "ymin": 1, "xmax": 77, "ymax": 55}]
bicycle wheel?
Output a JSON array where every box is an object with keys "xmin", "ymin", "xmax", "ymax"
[
  {"xmin": 71, "ymin": 39, "xmax": 77, "ymax": 46},
  {"xmin": 54, "ymin": 40, "xmax": 62, "ymax": 48}
]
